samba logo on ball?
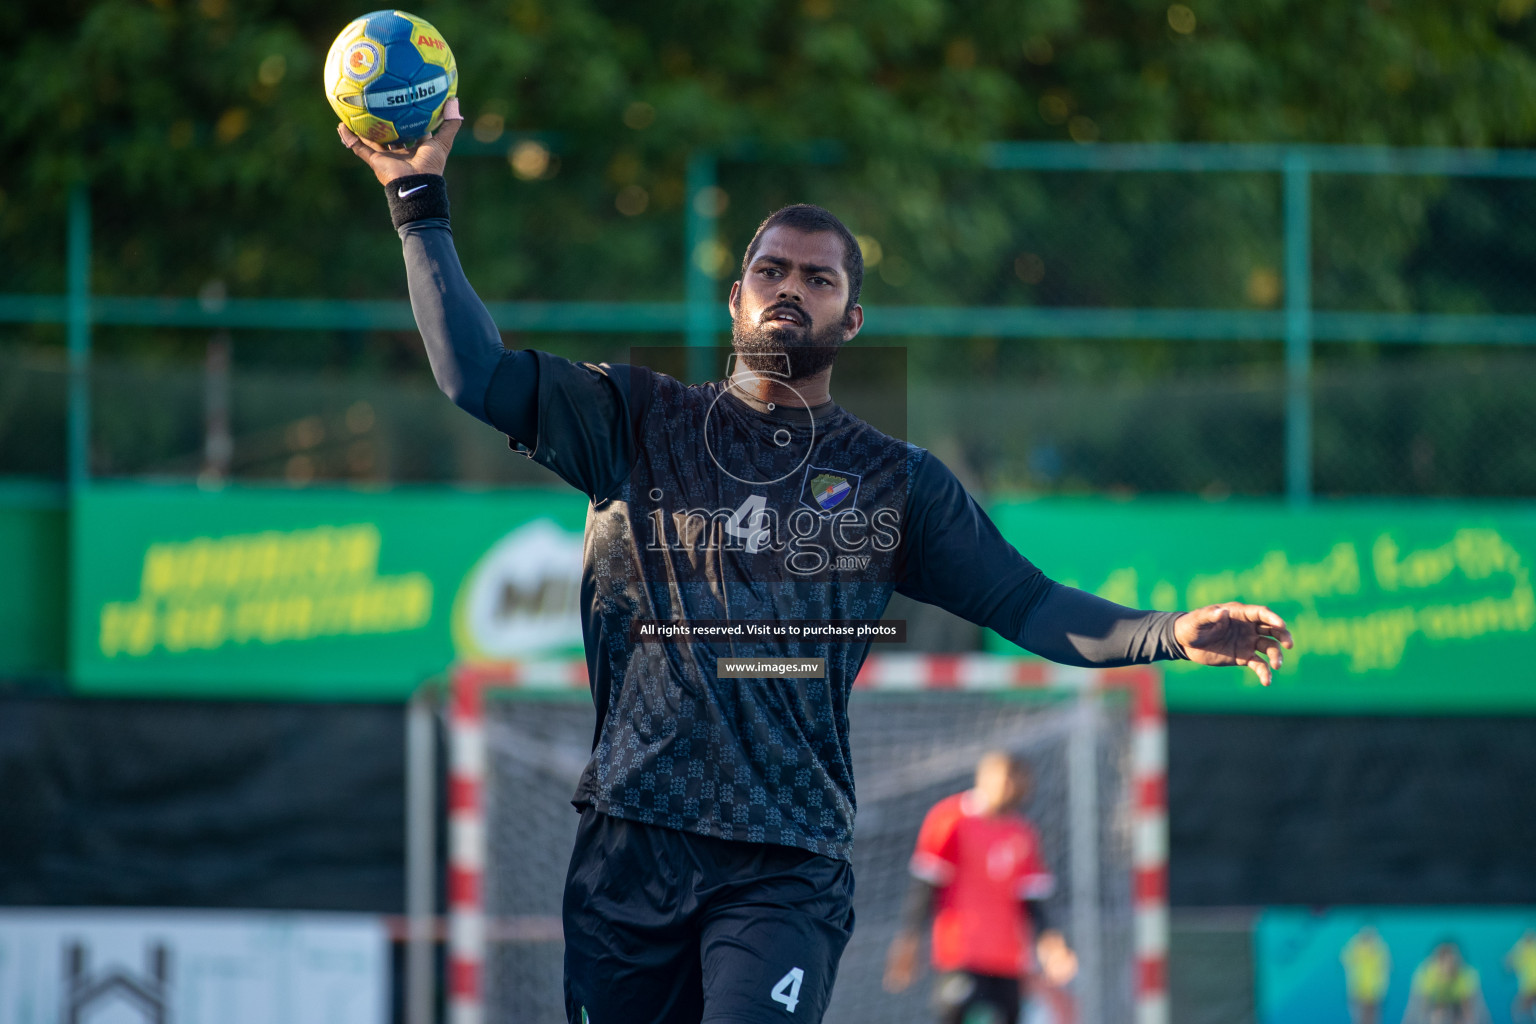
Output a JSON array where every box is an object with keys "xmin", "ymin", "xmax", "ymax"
[{"xmin": 324, "ymin": 10, "xmax": 458, "ymax": 148}]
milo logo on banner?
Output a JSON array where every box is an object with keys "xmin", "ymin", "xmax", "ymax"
[{"xmin": 453, "ymin": 519, "xmax": 585, "ymax": 661}]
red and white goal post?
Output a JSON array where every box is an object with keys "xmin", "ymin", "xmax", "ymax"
[{"xmin": 439, "ymin": 657, "xmax": 1168, "ymax": 1024}]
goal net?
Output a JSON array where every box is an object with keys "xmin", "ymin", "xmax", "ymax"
[{"xmin": 442, "ymin": 659, "xmax": 1165, "ymax": 1024}]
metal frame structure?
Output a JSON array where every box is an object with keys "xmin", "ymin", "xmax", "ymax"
[
  {"xmin": 437, "ymin": 658, "xmax": 1167, "ymax": 1024},
  {"xmin": 8, "ymin": 142, "xmax": 1536, "ymax": 505}
]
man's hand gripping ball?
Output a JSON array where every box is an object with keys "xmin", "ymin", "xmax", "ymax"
[{"xmin": 339, "ymin": 96, "xmax": 464, "ymax": 185}]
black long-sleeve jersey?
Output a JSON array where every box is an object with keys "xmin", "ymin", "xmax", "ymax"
[{"xmin": 396, "ymin": 194, "xmax": 1183, "ymax": 860}]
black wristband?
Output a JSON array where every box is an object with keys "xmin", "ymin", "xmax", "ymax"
[{"xmin": 385, "ymin": 173, "xmax": 449, "ymax": 228}]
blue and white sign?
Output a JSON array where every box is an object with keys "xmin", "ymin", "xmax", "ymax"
[{"xmin": 0, "ymin": 909, "xmax": 388, "ymax": 1024}]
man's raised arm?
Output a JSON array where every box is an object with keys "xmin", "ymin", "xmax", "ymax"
[{"xmin": 338, "ymin": 98, "xmax": 536, "ymax": 444}]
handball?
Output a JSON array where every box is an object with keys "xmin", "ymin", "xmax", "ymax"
[{"xmin": 324, "ymin": 10, "xmax": 458, "ymax": 148}]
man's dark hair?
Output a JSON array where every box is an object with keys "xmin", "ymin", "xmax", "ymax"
[{"xmin": 740, "ymin": 204, "xmax": 864, "ymax": 313}]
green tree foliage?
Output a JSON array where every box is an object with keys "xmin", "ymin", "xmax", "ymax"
[
  {"xmin": 4, "ymin": 0, "xmax": 1536, "ymax": 493},
  {"xmin": 7, "ymin": 0, "xmax": 1536, "ymax": 301}
]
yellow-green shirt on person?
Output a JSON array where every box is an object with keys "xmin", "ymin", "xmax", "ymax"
[
  {"xmin": 1412, "ymin": 960, "xmax": 1479, "ymax": 1007},
  {"xmin": 1510, "ymin": 937, "xmax": 1536, "ymax": 996},
  {"xmin": 1341, "ymin": 934, "xmax": 1391, "ymax": 1002}
]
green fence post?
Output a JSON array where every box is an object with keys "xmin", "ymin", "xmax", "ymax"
[
  {"xmin": 67, "ymin": 182, "xmax": 92, "ymax": 490},
  {"xmin": 685, "ymin": 151, "xmax": 719, "ymax": 382},
  {"xmin": 1283, "ymin": 152, "xmax": 1313, "ymax": 506}
]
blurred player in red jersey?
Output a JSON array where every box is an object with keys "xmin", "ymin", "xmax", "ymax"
[{"xmin": 884, "ymin": 751, "xmax": 1077, "ymax": 1024}]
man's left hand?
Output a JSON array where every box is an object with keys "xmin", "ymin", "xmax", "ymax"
[{"xmin": 1174, "ymin": 602, "xmax": 1294, "ymax": 686}]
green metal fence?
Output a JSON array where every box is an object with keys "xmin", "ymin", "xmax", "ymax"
[{"xmin": 5, "ymin": 142, "xmax": 1536, "ymax": 503}]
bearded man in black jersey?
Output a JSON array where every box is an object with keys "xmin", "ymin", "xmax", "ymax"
[{"xmin": 341, "ymin": 99, "xmax": 1294, "ymax": 1024}]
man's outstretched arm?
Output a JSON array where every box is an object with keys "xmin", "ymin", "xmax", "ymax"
[
  {"xmin": 339, "ymin": 99, "xmax": 537, "ymax": 444},
  {"xmin": 897, "ymin": 453, "xmax": 1293, "ymax": 685}
]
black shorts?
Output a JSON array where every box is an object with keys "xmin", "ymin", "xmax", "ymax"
[
  {"xmin": 562, "ymin": 808, "xmax": 856, "ymax": 1024},
  {"xmin": 931, "ymin": 971, "xmax": 1022, "ymax": 1024}
]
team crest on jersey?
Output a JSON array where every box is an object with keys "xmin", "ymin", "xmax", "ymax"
[
  {"xmin": 800, "ymin": 466, "xmax": 861, "ymax": 515},
  {"xmin": 343, "ymin": 40, "xmax": 381, "ymax": 81}
]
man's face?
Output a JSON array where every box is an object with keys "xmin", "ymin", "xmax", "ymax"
[
  {"xmin": 729, "ymin": 226, "xmax": 862, "ymax": 382},
  {"xmin": 974, "ymin": 755, "xmax": 1030, "ymax": 814}
]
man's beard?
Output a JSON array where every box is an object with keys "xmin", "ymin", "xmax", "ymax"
[{"xmin": 731, "ymin": 302, "xmax": 847, "ymax": 382}]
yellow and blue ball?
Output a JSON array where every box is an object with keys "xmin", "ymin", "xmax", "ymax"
[{"xmin": 325, "ymin": 10, "xmax": 458, "ymax": 147}]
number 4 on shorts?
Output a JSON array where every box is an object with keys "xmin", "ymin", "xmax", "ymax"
[{"xmin": 770, "ymin": 967, "xmax": 805, "ymax": 1013}]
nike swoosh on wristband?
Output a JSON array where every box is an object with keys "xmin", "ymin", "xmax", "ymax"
[{"xmin": 398, "ymin": 183, "xmax": 429, "ymax": 198}]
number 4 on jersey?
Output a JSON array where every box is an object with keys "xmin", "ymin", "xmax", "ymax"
[
  {"xmin": 725, "ymin": 493, "xmax": 770, "ymax": 553},
  {"xmin": 770, "ymin": 967, "xmax": 804, "ymax": 1013}
]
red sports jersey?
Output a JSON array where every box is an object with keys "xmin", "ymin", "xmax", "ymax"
[{"xmin": 909, "ymin": 790, "xmax": 1055, "ymax": 977}]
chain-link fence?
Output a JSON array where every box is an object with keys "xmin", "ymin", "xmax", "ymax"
[
  {"xmin": 4, "ymin": 147, "xmax": 1536, "ymax": 497},
  {"xmin": 5, "ymin": 337, "xmax": 1533, "ymax": 497}
]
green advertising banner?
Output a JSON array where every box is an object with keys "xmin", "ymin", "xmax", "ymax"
[
  {"xmin": 987, "ymin": 501, "xmax": 1536, "ymax": 712},
  {"xmin": 71, "ymin": 484, "xmax": 589, "ymax": 698},
  {"xmin": 69, "ymin": 486, "xmax": 1535, "ymax": 709}
]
